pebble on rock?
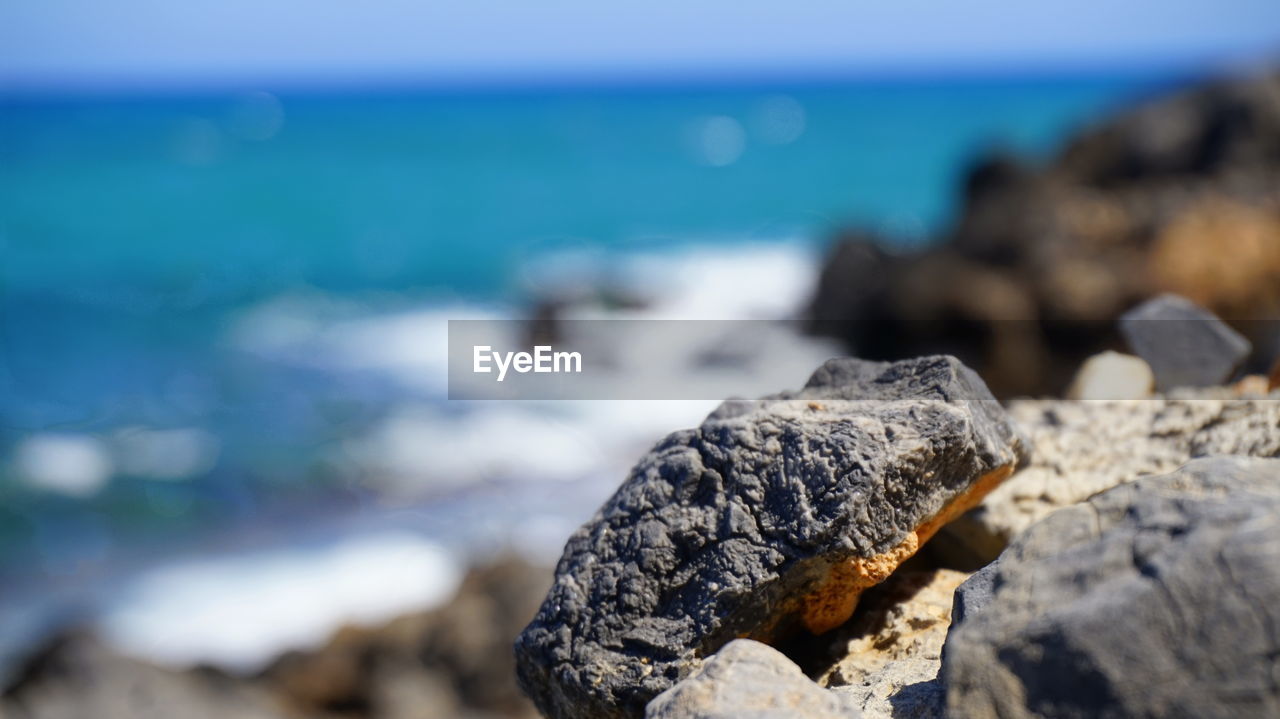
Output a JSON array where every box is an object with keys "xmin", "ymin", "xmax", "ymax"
[
  {"xmin": 1065, "ymin": 350, "xmax": 1154, "ymax": 400},
  {"xmin": 1119, "ymin": 293, "xmax": 1251, "ymax": 391},
  {"xmin": 644, "ymin": 639, "xmax": 862, "ymax": 719}
]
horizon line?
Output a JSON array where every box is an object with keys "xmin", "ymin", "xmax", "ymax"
[{"xmin": 4, "ymin": 53, "xmax": 1273, "ymax": 102}]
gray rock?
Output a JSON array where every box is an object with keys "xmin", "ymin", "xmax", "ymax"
[
  {"xmin": 515, "ymin": 355, "xmax": 1027, "ymax": 719},
  {"xmin": 948, "ymin": 564, "xmax": 994, "ymax": 628},
  {"xmin": 1120, "ymin": 293, "xmax": 1251, "ymax": 391},
  {"xmin": 645, "ymin": 639, "xmax": 861, "ymax": 719},
  {"xmin": 944, "ymin": 389, "xmax": 1280, "ymax": 563},
  {"xmin": 943, "ymin": 457, "xmax": 1280, "ymax": 719}
]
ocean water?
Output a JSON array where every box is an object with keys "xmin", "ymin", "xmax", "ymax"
[{"xmin": 0, "ymin": 73, "xmax": 1184, "ymax": 670}]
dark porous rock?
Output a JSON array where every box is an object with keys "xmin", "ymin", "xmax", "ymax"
[
  {"xmin": 1120, "ymin": 293, "xmax": 1252, "ymax": 390},
  {"xmin": 943, "ymin": 456, "xmax": 1280, "ymax": 719},
  {"xmin": 645, "ymin": 639, "xmax": 861, "ymax": 719},
  {"xmin": 515, "ymin": 355, "xmax": 1027, "ymax": 719}
]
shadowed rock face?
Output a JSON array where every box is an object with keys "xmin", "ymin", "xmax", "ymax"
[
  {"xmin": 819, "ymin": 569, "xmax": 967, "ymax": 719},
  {"xmin": 943, "ymin": 457, "xmax": 1280, "ymax": 719},
  {"xmin": 515, "ymin": 355, "xmax": 1026, "ymax": 719}
]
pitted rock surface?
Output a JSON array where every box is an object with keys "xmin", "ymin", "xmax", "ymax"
[
  {"xmin": 943, "ymin": 387, "xmax": 1280, "ymax": 563},
  {"xmin": 515, "ymin": 355, "xmax": 1026, "ymax": 719},
  {"xmin": 820, "ymin": 569, "xmax": 967, "ymax": 719},
  {"xmin": 943, "ymin": 456, "xmax": 1280, "ymax": 719}
]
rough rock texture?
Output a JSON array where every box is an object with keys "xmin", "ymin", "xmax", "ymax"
[
  {"xmin": 1064, "ymin": 350, "xmax": 1154, "ymax": 400},
  {"xmin": 943, "ymin": 457, "xmax": 1280, "ymax": 719},
  {"xmin": 0, "ymin": 633, "xmax": 288, "ymax": 719},
  {"xmin": 644, "ymin": 640, "xmax": 861, "ymax": 719},
  {"xmin": 807, "ymin": 70, "xmax": 1280, "ymax": 397},
  {"xmin": 1119, "ymin": 293, "xmax": 1251, "ymax": 390},
  {"xmin": 515, "ymin": 355, "xmax": 1027, "ymax": 719},
  {"xmin": 818, "ymin": 569, "xmax": 966, "ymax": 719},
  {"xmin": 945, "ymin": 387, "xmax": 1280, "ymax": 563}
]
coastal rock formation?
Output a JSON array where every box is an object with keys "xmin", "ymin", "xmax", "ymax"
[
  {"xmin": 1119, "ymin": 293, "xmax": 1251, "ymax": 390},
  {"xmin": 818, "ymin": 569, "xmax": 966, "ymax": 719},
  {"xmin": 0, "ymin": 633, "xmax": 287, "ymax": 719},
  {"xmin": 945, "ymin": 387, "xmax": 1280, "ymax": 563},
  {"xmin": 515, "ymin": 355, "xmax": 1026, "ymax": 719},
  {"xmin": 645, "ymin": 640, "xmax": 861, "ymax": 719},
  {"xmin": 2, "ymin": 557, "xmax": 549, "ymax": 719},
  {"xmin": 943, "ymin": 457, "xmax": 1280, "ymax": 719},
  {"xmin": 264, "ymin": 556, "xmax": 548, "ymax": 719},
  {"xmin": 807, "ymin": 70, "xmax": 1280, "ymax": 397}
]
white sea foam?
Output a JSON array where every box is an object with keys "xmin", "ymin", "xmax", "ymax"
[
  {"xmin": 229, "ymin": 294, "xmax": 504, "ymax": 396},
  {"xmin": 12, "ymin": 434, "xmax": 113, "ymax": 498},
  {"xmin": 338, "ymin": 242, "xmax": 834, "ymax": 496},
  {"xmin": 111, "ymin": 427, "xmax": 220, "ymax": 481},
  {"xmin": 116, "ymin": 241, "xmax": 831, "ymax": 670},
  {"xmin": 98, "ymin": 532, "xmax": 460, "ymax": 672}
]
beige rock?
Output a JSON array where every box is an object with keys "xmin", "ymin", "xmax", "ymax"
[
  {"xmin": 1065, "ymin": 351, "xmax": 1154, "ymax": 400},
  {"xmin": 819, "ymin": 569, "xmax": 966, "ymax": 719},
  {"xmin": 1235, "ymin": 374, "xmax": 1273, "ymax": 397},
  {"xmin": 645, "ymin": 640, "xmax": 861, "ymax": 719},
  {"xmin": 943, "ymin": 390, "xmax": 1280, "ymax": 562}
]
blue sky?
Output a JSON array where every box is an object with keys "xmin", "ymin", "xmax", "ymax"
[{"xmin": 3, "ymin": 0, "xmax": 1280, "ymax": 90}]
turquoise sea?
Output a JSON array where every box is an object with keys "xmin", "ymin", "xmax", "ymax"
[{"xmin": 0, "ymin": 72, "xmax": 1191, "ymax": 668}]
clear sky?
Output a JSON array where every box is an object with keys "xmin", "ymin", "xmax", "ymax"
[{"xmin": 3, "ymin": 0, "xmax": 1280, "ymax": 91}]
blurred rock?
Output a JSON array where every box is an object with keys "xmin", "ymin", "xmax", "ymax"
[
  {"xmin": 808, "ymin": 70, "xmax": 1280, "ymax": 397},
  {"xmin": 263, "ymin": 555, "xmax": 549, "ymax": 719},
  {"xmin": 1270, "ymin": 357, "xmax": 1280, "ymax": 391},
  {"xmin": 1234, "ymin": 373, "xmax": 1272, "ymax": 397},
  {"xmin": 943, "ymin": 388, "xmax": 1280, "ymax": 563},
  {"xmin": 0, "ymin": 633, "xmax": 287, "ymax": 719},
  {"xmin": 515, "ymin": 356, "xmax": 1026, "ymax": 719},
  {"xmin": 1065, "ymin": 350, "xmax": 1154, "ymax": 400},
  {"xmin": 644, "ymin": 640, "xmax": 861, "ymax": 719},
  {"xmin": 1120, "ymin": 293, "xmax": 1251, "ymax": 390},
  {"xmin": 943, "ymin": 457, "xmax": 1280, "ymax": 719},
  {"xmin": 818, "ymin": 569, "xmax": 966, "ymax": 719},
  {"xmin": 2, "ymin": 557, "xmax": 550, "ymax": 719},
  {"xmin": 1146, "ymin": 196, "xmax": 1280, "ymax": 319}
]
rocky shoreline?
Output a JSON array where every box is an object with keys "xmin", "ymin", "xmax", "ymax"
[
  {"xmin": 513, "ymin": 341, "xmax": 1280, "ymax": 718},
  {"xmin": 808, "ymin": 69, "xmax": 1280, "ymax": 398},
  {"xmin": 5, "ymin": 70, "xmax": 1280, "ymax": 719}
]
